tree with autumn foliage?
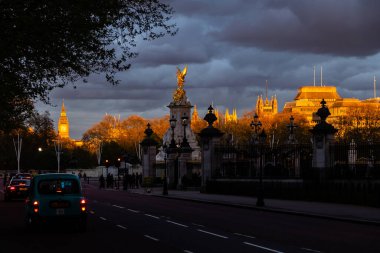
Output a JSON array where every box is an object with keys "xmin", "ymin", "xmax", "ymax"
[
  {"xmin": 332, "ymin": 103, "xmax": 380, "ymax": 143},
  {"xmin": 82, "ymin": 114, "xmax": 169, "ymax": 163}
]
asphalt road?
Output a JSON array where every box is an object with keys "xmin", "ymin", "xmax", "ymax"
[{"xmin": 1, "ymin": 182, "xmax": 380, "ymax": 253}]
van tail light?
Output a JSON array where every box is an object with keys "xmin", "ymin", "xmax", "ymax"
[
  {"xmin": 80, "ymin": 199, "xmax": 86, "ymax": 212},
  {"xmin": 33, "ymin": 201, "xmax": 39, "ymax": 213}
]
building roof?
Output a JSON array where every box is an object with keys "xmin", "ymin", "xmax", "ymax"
[
  {"xmin": 330, "ymin": 98, "xmax": 361, "ymax": 108},
  {"xmin": 294, "ymin": 86, "xmax": 342, "ymax": 100}
]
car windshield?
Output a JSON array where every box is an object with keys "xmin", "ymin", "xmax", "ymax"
[
  {"xmin": 38, "ymin": 179, "xmax": 80, "ymax": 195},
  {"xmin": 10, "ymin": 180, "xmax": 30, "ymax": 186},
  {"xmin": 15, "ymin": 173, "xmax": 32, "ymax": 179}
]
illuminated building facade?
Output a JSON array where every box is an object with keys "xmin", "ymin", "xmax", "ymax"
[{"xmin": 58, "ymin": 100, "xmax": 70, "ymax": 139}]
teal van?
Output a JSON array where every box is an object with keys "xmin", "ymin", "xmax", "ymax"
[{"xmin": 25, "ymin": 173, "xmax": 87, "ymax": 231}]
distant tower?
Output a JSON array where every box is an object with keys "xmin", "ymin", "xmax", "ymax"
[
  {"xmin": 58, "ymin": 100, "xmax": 70, "ymax": 139},
  {"xmin": 255, "ymin": 81, "xmax": 277, "ymax": 117},
  {"xmin": 192, "ymin": 104, "xmax": 200, "ymax": 122},
  {"xmin": 232, "ymin": 108, "xmax": 238, "ymax": 122},
  {"xmin": 272, "ymin": 95, "xmax": 278, "ymax": 114},
  {"xmin": 224, "ymin": 108, "xmax": 230, "ymax": 123}
]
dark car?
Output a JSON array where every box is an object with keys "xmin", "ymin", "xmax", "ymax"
[
  {"xmin": 25, "ymin": 173, "xmax": 87, "ymax": 231},
  {"xmin": 4, "ymin": 178, "xmax": 31, "ymax": 201}
]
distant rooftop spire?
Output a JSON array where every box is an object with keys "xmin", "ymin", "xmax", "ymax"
[
  {"xmin": 265, "ymin": 80, "xmax": 268, "ymax": 100},
  {"xmin": 313, "ymin": 66, "xmax": 316, "ymax": 86},
  {"xmin": 320, "ymin": 66, "xmax": 323, "ymax": 87},
  {"xmin": 374, "ymin": 75, "xmax": 377, "ymax": 98}
]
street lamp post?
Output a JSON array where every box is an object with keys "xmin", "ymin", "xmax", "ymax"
[
  {"xmin": 54, "ymin": 137, "xmax": 62, "ymax": 173},
  {"xmin": 287, "ymin": 115, "xmax": 298, "ymax": 177},
  {"xmin": 250, "ymin": 113, "xmax": 267, "ymax": 207},
  {"xmin": 256, "ymin": 130, "xmax": 267, "ymax": 207},
  {"xmin": 116, "ymin": 158, "xmax": 121, "ymax": 189},
  {"xmin": 105, "ymin": 159, "xmax": 109, "ymax": 175},
  {"xmin": 162, "ymin": 144, "xmax": 168, "ymax": 195},
  {"xmin": 164, "ymin": 116, "xmax": 178, "ymax": 194},
  {"xmin": 13, "ymin": 132, "xmax": 22, "ymax": 174},
  {"xmin": 181, "ymin": 115, "xmax": 190, "ymax": 148},
  {"xmin": 123, "ymin": 154, "xmax": 129, "ymax": 190}
]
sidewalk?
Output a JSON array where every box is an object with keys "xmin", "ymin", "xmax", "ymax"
[{"xmin": 127, "ymin": 187, "xmax": 380, "ymax": 226}]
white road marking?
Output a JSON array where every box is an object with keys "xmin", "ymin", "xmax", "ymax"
[
  {"xmin": 197, "ymin": 229, "xmax": 228, "ymax": 239},
  {"xmin": 116, "ymin": 224, "xmax": 127, "ymax": 230},
  {"xmin": 166, "ymin": 220, "xmax": 188, "ymax": 228},
  {"xmin": 99, "ymin": 217, "xmax": 107, "ymax": 221},
  {"xmin": 234, "ymin": 232, "xmax": 256, "ymax": 239},
  {"xmin": 145, "ymin": 214, "xmax": 160, "ymax": 219},
  {"xmin": 112, "ymin": 204, "xmax": 125, "ymax": 209},
  {"xmin": 144, "ymin": 235, "xmax": 159, "ymax": 241},
  {"xmin": 184, "ymin": 250, "xmax": 194, "ymax": 253},
  {"xmin": 243, "ymin": 242, "xmax": 284, "ymax": 253},
  {"xmin": 192, "ymin": 223, "xmax": 205, "ymax": 227},
  {"xmin": 301, "ymin": 248, "xmax": 322, "ymax": 253},
  {"xmin": 127, "ymin": 208, "xmax": 140, "ymax": 213},
  {"xmin": 89, "ymin": 211, "xmax": 95, "ymax": 214}
]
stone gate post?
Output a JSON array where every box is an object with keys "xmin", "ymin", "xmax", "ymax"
[
  {"xmin": 310, "ymin": 99, "xmax": 337, "ymax": 178},
  {"xmin": 140, "ymin": 123, "xmax": 158, "ymax": 180},
  {"xmin": 198, "ymin": 105, "xmax": 224, "ymax": 191}
]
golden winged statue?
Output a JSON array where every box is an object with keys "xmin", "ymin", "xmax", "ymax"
[{"xmin": 173, "ymin": 65, "xmax": 188, "ymax": 103}]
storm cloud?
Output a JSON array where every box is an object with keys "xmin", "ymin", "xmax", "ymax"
[{"xmin": 37, "ymin": 0, "xmax": 380, "ymax": 139}]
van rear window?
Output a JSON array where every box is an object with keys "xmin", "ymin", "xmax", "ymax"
[{"xmin": 38, "ymin": 179, "xmax": 79, "ymax": 194}]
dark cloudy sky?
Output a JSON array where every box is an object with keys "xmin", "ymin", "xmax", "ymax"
[{"xmin": 36, "ymin": 0, "xmax": 380, "ymax": 139}]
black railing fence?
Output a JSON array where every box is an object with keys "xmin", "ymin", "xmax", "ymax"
[
  {"xmin": 214, "ymin": 142, "xmax": 380, "ymax": 180},
  {"xmin": 328, "ymin": 142, "xmax": 380, "ymax": 179},
  {"xmin": 214, "ymin": 143, "xmax": 313, "ymax": 179}
]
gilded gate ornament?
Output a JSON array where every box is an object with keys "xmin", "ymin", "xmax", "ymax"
[{"xmin": 173, "ymin": 65, "xmax": 187, "ymax": 103}]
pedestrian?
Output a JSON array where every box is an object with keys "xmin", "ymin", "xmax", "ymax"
[
  {"xmin": 138, "ymin": 173, "xmax": 142, "ymax": 188},
  {"xmin": 106, "ymin": 173, "xmax": 111, "ymax": 188},
  {"xmin": 83, "ymin": 172, "xmax": 87, "ymax": 184},
  {"xmin": 99, "ymin": 174, "xmax": 105, "ymax": 189},
  {"xmin": 78, "ymin": 172, "xmax": 82, "ymax": 180},
  {"xmin": 123, "ymin": 174, "xmax": 128, "ymax": 190}
]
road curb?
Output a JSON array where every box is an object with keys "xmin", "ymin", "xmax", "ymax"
[{"xmin": 130, "ymin": 191, "xmax": 380, "ymax": 227}]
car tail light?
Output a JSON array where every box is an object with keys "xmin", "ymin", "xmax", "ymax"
[
  {"xmin": 80, "ymin": 199, "xmax": 86, "ymax": 212},
  {"xmin": 33, "ymin": 201, "xmax": 39, "ymax": 213},
  {"xmin": 10, "ymin": 186, "xmax": 15, "ymax": 191}
]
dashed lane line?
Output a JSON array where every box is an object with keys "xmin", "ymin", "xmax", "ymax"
[
  {"xmin": 116, "ymin": 224, "xmax": 127, "ymax": 230},
  {"xmin": 89, "ymin": 211, "xmax": 95, "ymax": 214},
  {"xmin": 145, "ymin": 214, "xmax": 160, "ymax": 219},
  {"xmin": 184, "ymin": 250, "xmax": 194, "ymax": 253},
  {"xmin": 127, "ymin": 208, "xmax": 140, "ymax": 213},
  {"xmin": 301, "ymin": 248, "xmax": 322, "ymax": 253},
  {"xmin": 144, "ymin": 235, "xmax": 159, "ymax": 241},
  {"xmin": 243, "ymin": 242, "xmax": 284, "ymax": 253},
  {"xmin": 112, "ymin": 204, "xmax": 125, "ymax": 209},
  {"xmin": 192, "ymin": 223, "xmax": 205, "ymax": 227},
  {"xmin": 234, "ymin": 232, "xmax": 256, "ymax": 239},
  {"xmin": 197, "ymin": 229, "xmax": 228, "ymax": 239},
  {"xmin": 99, "ymin": 217, "xmax": 107, "ymax": 221},
  {"xmin": 166, "ymin": 220, "xmax": 189, "ymax": 228}
]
